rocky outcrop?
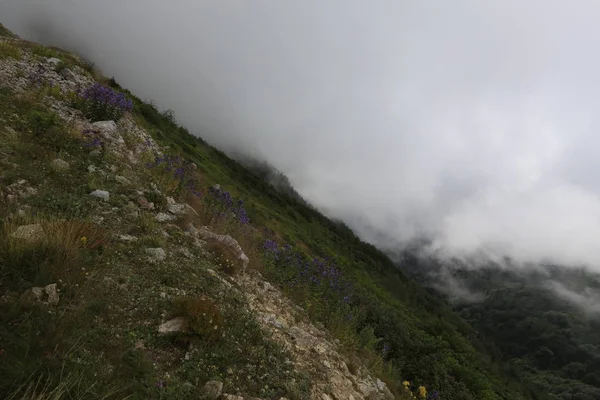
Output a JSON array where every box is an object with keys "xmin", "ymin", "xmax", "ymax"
[{"xmin": 21, "ymin": 283, "xmax": 60, "ymax": 305}]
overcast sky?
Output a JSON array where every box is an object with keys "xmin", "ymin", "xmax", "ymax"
[{"xmin": 3, "ymin": 1, "xmax": 600, "ymax": 269}]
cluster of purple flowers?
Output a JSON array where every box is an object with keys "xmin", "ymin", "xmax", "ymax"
[
  {"xmin": 207, "ymin": 186, "xmax": 250, "ymax": 225},
  {"xmin": 146, "ymin": 153, "xmax": 202, "ymax": 198},
  {"xmin": 263, "ymin": 240, "xmax": 353, "ymax": 304},
  {"xmin": 75, "ymin": 83, "xmax": 133, "ymax": 122},
  {"xmin": 81, "ymin": 128, "xmax": 103, "ymax": 148}
]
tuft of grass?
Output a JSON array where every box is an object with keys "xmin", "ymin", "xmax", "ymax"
[
  {"xmin": 0, "ymin": 217, "xmax": 107, "ymax": 293},
  {"xmin": 169, "ymin": 296, "xmax": 224, "ymax": 342},
  {"xmin": 0, "ymin": 41, "xmax": 22, "ymax": 60},
  {"xmin": 32, "ymin": 45, "xmax": 59, "ymax": 59},
  {"xmin": 204, "ymin": 239, "xmax": 243, "ymax": 276}
]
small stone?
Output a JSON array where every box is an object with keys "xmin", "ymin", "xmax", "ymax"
[
  {"xmin": 321, "ymin": 394, "xmax": 333, "ymax": 400},
  {"xmin": 135, "ymin": 340, "xmax": 145, "ymax": 350},
  {"xmin": 50, "ymin": 158, "xmax": 69, "ymax": 172},
  {"xmin": 89, "ymin": 149, "xmax": 102, "ymax": 157},
  {"xmin": 155, "ymin": 212, "xmax": 176, "ymax": 222},
  {"xmin": 90, "ymin": 189, "xmax": 109, "ymax": 201},
  {"xmin": 200, "ymin": 381, "xmax": 223, "ymax": 399},
  {"xmin": 118, "ymin": 234, "xmax": 138, "ymax": 242},
  {"xmin": 145, "ymin": 247, "xmax": 166, "ymax": 261},
  {"xmin": 190, "ymin": 163, "xmax": 197, "ymax": 170},
  {"xmin": 46, "ymin": 57, "xmax": 61, "ymax": 67},
  {"xmin": 44, "ymin": 283, "xmax": 59, "ymax": 305},
  {"xmin": 158, "ymin": 317, "xmax": 186, "ymax": 334},
  {"xmin": 5, "ymin": 126, "xmax": 17, "ymax": 136},
  {"xmin": 323, "ymin": 360, "xmax": 332, "ymax": 369},
  {"xmin": 167, "ymin": 203, "xmax": 185, "ymax": 215},
  {"xmin": 20, "ymin": 287, "xmax": 44, "ymax": 302},
  {"xmin": 160, "ymin": 292, "xmax": 167, "ymax": 299},
  {"xmin": 87, "ymin": 165, "xmax": 97, "ymax": 173},
  {"xmin": 115, "ymin": 175, "xmax": 131, "ymax": 185},
  {"xmin": 11, "ymin": 224, "xmax": 44, "ymax": 241}
]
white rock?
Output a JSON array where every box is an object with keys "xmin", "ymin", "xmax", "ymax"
[
  {"xmin": 167, "ymin": 203, "xmax": 185, "ymax": 215},
  {"xmin": 221, "ymin": 395, "xmax": 243, "ymax": 400},
  {"xmin": 91, "ymin": 120, "xmax": 117, "ymax": 136},
  {"xmin": 87, "ymin": 165, "xmax": 97, "ymax": 173},
  {"xmin": 20, "ymin": 283, "xmax": 59, "ymax": 305},
  {"xmin": 47, "ymin": 57, "xmax": 61, "ymax": 67},
  {"xmin": 158, "ymin": 317, "xmax": 186, "ymax": 334},
  {"xmin": 90, "ymin": 189, "xmax": 110, "ymax": 201},
  {"xmin": 11, "ymin": 224, "xmax": 44, "ymax": 241},
  {"xmin": 145, "ymin": 247, "xmax": 166, "ymax": 261},
  {"xmin": 118, "ymin": 234, "xmax": 138, "ymax": 242},
  {"xmin": 45, "ymin": 283, "xmax": 60, "ymax": 305},
  {"xmin": 155, "ymin": 212, "xmax": 176, "ymax": 222}
]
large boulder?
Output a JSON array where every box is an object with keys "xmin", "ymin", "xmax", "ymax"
[{"xmin": 196, "ymin": 227, "xmax": 249, "ymax": 273}]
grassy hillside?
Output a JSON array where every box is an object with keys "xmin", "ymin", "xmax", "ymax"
[{"xmin": 0, "ymin": 22, "xmax": 538, "ymax": 399}]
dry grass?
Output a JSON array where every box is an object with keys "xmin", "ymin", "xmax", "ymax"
[
  {"xmin": 204, "ymin": 239, "xmax": 244, "ymax": 276},
  {"xmin": 170, "ymin": 296, "xmax": 224, "ymax": 343},
  {"xmin": 0, "ymin": 217, "xmax": 108, "ymax": 292}
]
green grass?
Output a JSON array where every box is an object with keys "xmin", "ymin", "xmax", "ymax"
[{"xmin": 0, "ymin": 41, "xmax": 22, "ymax": 59}]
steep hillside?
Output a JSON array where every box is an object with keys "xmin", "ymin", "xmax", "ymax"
[{"xmin": 1, "ymin": 24, "xmax": 535, "ymax": 399}]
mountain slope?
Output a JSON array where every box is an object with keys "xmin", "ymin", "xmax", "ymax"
[{"xmin": 1, "ymin": 23, "xmax": 535, "ymax": 399}]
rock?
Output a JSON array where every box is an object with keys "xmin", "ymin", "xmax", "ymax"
[
  {"xmin": 118, "ymin": 234, "xmax": 138, "ymax": 242},
  {"xmin": 167, "ymin": 203, "xmax": 185, "ymax": 215},
  {"xmin": 115, "ymin": 175, "xmax": 131, "ymax": 185},
  {"xmin": 197, "ymin": 227, "xmax": 249, "ymax": 274},
  {"xmin": 200, "ymin": 381, "xmax": 223, "ymax": 399},
  {"xmin": 50, "ymin": 159, "xmax": 69, "ymax": 172},
  {"xmin": 89, "ymin": 149, "xmax": 102, "ymax": 157},
  {"xmin": 314, "ymin": 343, "xmax": 327, "ymax": 355},
  {"xmin": 20, "ymin": 287, "xmax": 44, "ymax": 303},
  {"xmin": 135, "ymin": 340, "xmax": 145, "ymax": 350},
  {"xmin": 91, "ymin": 120, "xmax": 117, "ymax": 136},
  {"xmin": 145, "ymin": 247, "xmax": 166, "ymax": 261},
  {"xmin": 45, "ymin": 284, "xmax": 59, "ymax": 305},
  {"xmin": 11, "ymin": 224, "xmax": 44, "ymax": 241},
  {"xmin": 323, "ymin": 360, "xmax": 332, "ymax": 369},
  {"xmin": 156, "ymin": 212, "xmax": 176, "ymax": 222},
  {"xmin": 321, "ymin": 395, "xmax": 333, "ymax": 400},
  {"xmin": 90, "ymin": 189, "xmax": 109, "ymax": 201},
  {"xmin": 87, "ymin": 165, "xmax": 97, "ymax": 173},
  {"xmin": 60, "ymin": 67, "xmax": 77, "ymax": 81},
  {"xmin": 46, "ymin": 57, "xmax": 61, "ymax": 67},
  {"xmin": 221, "ymin": 395, "xmax": 243, "ymax": 400},
  {"xmin": 190, "ymin": 162, "xmax": 197, "ymax": 170},
  {"xmin": 158, "ymin": 317, "xmax": 186, "ymax": 334},
  {"xmin": 177, "ymin": 247, "xmax": 193, "ymax": 259},
  {"xmin": 137, "ymin": 197, "xmax": 154, "ymax": 210},
  {"xmin": 20, "ymin": 283, "xmax": 59, "ymax": 305}
]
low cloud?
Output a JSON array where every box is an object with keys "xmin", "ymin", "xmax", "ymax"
[{"xmin": 4, "ymin": 1, "xmax": 600, "ymax": 270}]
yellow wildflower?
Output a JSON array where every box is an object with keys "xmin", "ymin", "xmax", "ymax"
[
  {"xmin": 81, "ymin": 236, "xmax": 87, "ymax": 246},
  {"xmin": 418, "ymin": 386, "xmax": 427, "ymax": 398},
  {"xmin": 402, "ymin": 381, "xmax": 410, "ymax": 389}
]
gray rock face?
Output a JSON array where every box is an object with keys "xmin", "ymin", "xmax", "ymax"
[
  {"xmin": 167, "ymin": 203, "xmax": 185, "ymax": 215},
  {"xmin": 145, "ymin": 247, "xmax": 166, "ymax": 261},
  {"xmin": 11, "ymin": 224, "xmax": 44, "ymax": 241},
  {"xmin": 158, "ymin": 317, "xmax": 186, "ymax": 334},
  {"xmin": 60, "ymin": 67, "xmax": 77, "ymax": 81},
  {"xmin": 200, "ymin": 381, "xmax": 223, "ymax": 399}
]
